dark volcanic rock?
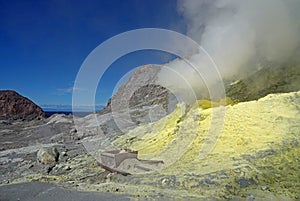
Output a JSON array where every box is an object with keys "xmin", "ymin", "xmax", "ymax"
[{"xmin": 0, "ymin": 90, "xmax": 46, "ymax": 120}]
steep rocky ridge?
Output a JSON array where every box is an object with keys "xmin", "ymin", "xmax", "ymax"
[
  {"xmin": 98, "ymin": 64, "xmax": 173, "ymax": 118},
  {"xmin": 0, "ymin": 90, "xmax": 46, "ymax": 120}
]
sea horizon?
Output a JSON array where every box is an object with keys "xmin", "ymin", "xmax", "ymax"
[{"xmin": 42, "ymin": 104, "xmax": 104, "ymax": 118}]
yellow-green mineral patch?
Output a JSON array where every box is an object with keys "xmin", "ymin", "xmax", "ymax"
[
  {"xmin": 113, "ymin": 103, "xmax": 186, "ymax": 155},
  {"xmin": 114, "ymin": 92, "xmax": 299, "ymax": 173},
  {"xmin": 110, "ymin": 91, "xmax": 300, "ymax": 199},
  {"xmin": 197, "ymin": 96, "xmax": 238, "ymax": 109}
]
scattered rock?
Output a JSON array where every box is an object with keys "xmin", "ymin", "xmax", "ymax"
[
  {"xmin": 161, "ymin": 178, "xmax": 168, "ymax": 187},
  {"xmin": 0, "ymin": 120, "xmax": 11, "ymax": 125},
  {"xmin": 160, "ymin": 176, "xmax": 176, "ymax": 188},
  {"xmin": 225, "ymin": 184, "xmax": 232, "ymax": 190},
  {"xmin": 61, "ymin": 151, "xmax": 67, "ymax": 157},
  {"xmin": 70, "ymin": 128, "xmax": 77, "ymax": 134},
  {"xmin": 47, "ymin": 164, "xmax": 55, "ymax": 174},
  {"xmin": 246, "ymin": 195, "xmax": 255, "ymax": 201},
  {"xmin": 235, "ymin": 177, "xmax": 255, "ymax": 188},
  {"xmin": 37, "ymin": 147, "xmax": 59, "ymax": 164},
  {"xmin": 3, "ymin": 180, "xmax": 9, "ymax": 184}
]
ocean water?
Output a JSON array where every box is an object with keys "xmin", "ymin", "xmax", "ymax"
[
  {"xmin": 43, "ymin": 105, "xmax": 104, "ymax": 118},
  {"xmin": 45, "ymin": 111, "xmax": 92, "ymax": 118}
]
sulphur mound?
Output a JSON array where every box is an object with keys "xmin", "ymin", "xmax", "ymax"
[
  {"xmin": 110, "ymin": 91, "xmax": 300, "ymax": 198},
  {"xmin": 113, "ymin": 91, "xmax": 300, "ymax": 174}
]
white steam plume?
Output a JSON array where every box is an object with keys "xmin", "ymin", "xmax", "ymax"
[{"xmin": 158, "ymin": 0, "xmax": 300, "ymax": 101}]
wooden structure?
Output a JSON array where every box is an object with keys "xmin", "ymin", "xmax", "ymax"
[
  {"xmin": 99, "ymin": 149, "xmax": 163, "ymax": 175},
  {"xmin": 100, "ymin": 149, "xmax": 138, "ymax": 168}
]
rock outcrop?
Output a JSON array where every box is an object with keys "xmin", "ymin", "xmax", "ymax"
[
  {"xmin": 0, "ymin": 90, "xmax": 46, "ymax": 120},
  {"xmin": 98, "ymin": 65, "xmax": 175, "ymax": 124},
  {"xmin": 226, "ymin": 63, "xmax": 300, "ymax": 102}
]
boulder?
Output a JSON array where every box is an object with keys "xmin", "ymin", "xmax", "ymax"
[{"xmin": 37, "ymin": 147, "xmax": 59, "ymax": 164}]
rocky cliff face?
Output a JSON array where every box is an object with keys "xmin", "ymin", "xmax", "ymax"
[
  {"xmin": 0, "ymin": 90, "xmax": 46, "ymax": 120},
  {"xmin": 98, "ymin": 64, "xmax": 175, "ymax": 124},
  {"xmin": 226, "ymin": 63, "xmax": 300, "ymax": 102}
]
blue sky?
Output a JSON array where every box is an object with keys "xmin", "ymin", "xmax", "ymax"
[{"xmin": 0, "ymin": 0, "xmax": 185, "ymax": 108}]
